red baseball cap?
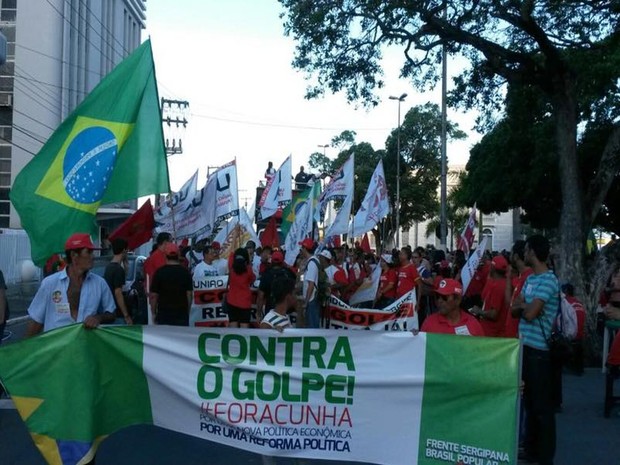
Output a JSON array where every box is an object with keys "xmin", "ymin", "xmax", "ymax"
[
  {"xmin": 491, "ymin": 255, "xmax": 508, "ymax": 271},
  {"xmin": 164, "ymin": 242, "xmax": 180, "ymax": 257},
  {"xmin": 271, "ymin": 250, "xmax": 284, "ymax": 264},
  {"xmin": 299, "ymin": 238, "xmax": 316, "ymax": 250},
  {"xmin": 435, "ymin": 278, "xmax": 463, "ymax": 296},
  {"xmin": 64, "ymin": 233, "xmax": 98, "ymax": 250}
]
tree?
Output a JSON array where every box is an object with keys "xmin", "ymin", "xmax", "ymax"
[
  {"xmin": 329, "ymin": 104, "xmax": 465, "ymax": 248},
  {"xmin": 279, "ymin": 1, "xmax": 620, "ymax": 309},
  {"xmin": 308, "ymin": 151, "xmax": 334, "ymax": 176}
]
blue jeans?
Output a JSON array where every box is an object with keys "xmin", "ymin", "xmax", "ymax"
[{"xmin": 305, "ymin": 298, "xmax": 321, "ymax": 328}]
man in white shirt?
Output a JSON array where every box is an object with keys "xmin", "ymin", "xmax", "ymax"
[
  {"xmin": 192, "ymin": 244, "xmax": 220, "ymax": 281},
  {"xmin": 211, "ymin": 241, "xmax": 229, "ymax": 276}
]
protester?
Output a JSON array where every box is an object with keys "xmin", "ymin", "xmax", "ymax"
[
  {"xmin": 511, "ymin": 235, "xmax": 558, "ymax": 465},
  {"xmin": 211, "ymin": 241, "xmax": 229, "ymax": 276},
  {"xmin": 260, "ymin": 276, "xmax": 297, "ymax": 331},
  {"xmin": 562, "ymin": 283, "xmax": 586, "ymax": 374},
  {"xmin": 192, "ymin": 244, "xmax": 220, "ymax": 281},
  {"xmin": 396, "ymin": 247, "xmax": 420, "ymax": 300},
  {"xmin": 256, "ymin": 250, "xmax": 296, "ymax": 319},
  {"xmin": 605, "ymin": 266, "xmax": 620, "ymax": 368},
  {"xmin": 144, "ymin": 232, "xmax": 172, "ymax": 285},
  {"xmin": 150, "ymin": 243, "xmax": 193, "ymax": 326},
  {"xmin": 413, "ymin": 248, "xmax": 434, "ymax": 324},
  {"xmin": 186, "ymin": 240, "xmax": 205, "ymax": 272},
  {"xmin": 264, "ymin": 161, "xmax": 276, "ymax": 180},
  {"xmin": 258, "ymin": 245, "xmax": 273, "ymax": 278},
  {"xmin": 294, "ymin": 165, "xmax": 311, "ymax": 190},
  {"xmin": 420, "ymin": 278, "xmax": 484, "ymax": 336},
  {"xmin": 299, "ymin": 238, "xmax": 322, "ymax": 328},
  {"xmin": 375, "ymin": 254, "xmax": 397, "ymax": 309},
  {"xmin": 504, "ymin": 240, "xmax": 533, "ymax": 338},
  {"xmin": 324, "ymin": 249, "xmax": 350, "ymax": 301},
  {"xmin": 26, "ymin": 233, "xmax": 116, "ymax": 335},
  {"xmin": 470, "ymin": 254, "xmax": 509, "ymax": 337},
  {"xmin": 103, "ymin": 238, "xmax": 133, "ymax": 325},
  {"xmin": 0, "ymin": 269, "xmax": 9, "ymax": 345},
  {"xmin": 245, "ymin": 240, "xmax": 261, "ymax": 278},
  {"xmin": 226, "ymin": 247, "xmax": 256, "ymax": 328}
]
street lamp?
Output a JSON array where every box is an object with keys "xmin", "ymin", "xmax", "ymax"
[
  {"xmin": 317, "ymin": 144, "xmax": 329, "ymax": 157},
  {"xmin": 389, "ymin": 93, "xmax": 407, "ymax": 249}
]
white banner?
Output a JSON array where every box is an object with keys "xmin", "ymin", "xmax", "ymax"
[
  {"xmin": 461, "ymin": 236, "xmax": 488, "ymax": 294},
  {"xmin": 154, "ymin": 170, "xmax": 199, "ymax": 221},
  {"xmin": 315, "ymin": 154, "xmax": 354, "ymax": 223},
  {"xmin": 210, "ymin": 160, "xmax": 240, "ymax": 234},
  {"xmin": 324, "ymin": 193, "xmax": 353, "ymax": 238},
  {"xmin": 260, "ymin": 155, "xmax": 292, "ymax": 220},
  {"xmin": 208, "ymin": 208, "xmax": 260, "ymax": 255},
  {"xmin": 351, "ymin": 160, "xmax": 389, "ymax": 237},
  {"xmin": 348, "ymin": 264, "xmax": 382, "ymax": 306},
  {"xmin": 328, "ymin": 290, "xmax": 417, "ymax": 330}
]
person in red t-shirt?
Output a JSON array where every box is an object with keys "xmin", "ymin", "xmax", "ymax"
[
  {"xmin": 226, "ymin": 248, "xmax": 256, "ymax": 328},
  {"xmin": 471, "ymin": 255, "xmax": 509, "ymax": 337},
  {"xmin": 144, "ymin": 232, "xmax": 172, "ymax": 289},
  {"xmin": 375, "ymin": 254, "xmax": 398, "ymax": 309},
  {"xmin": 421, "ymin": 278, "xmax": 484, "ymax": 336},
  {"xmin": 396, "ymin": 247, "xmax": 420, "ymax": 299},
  {"xmin": 505, "ymin": 240, "xmax": 533, "ymax": 338}
]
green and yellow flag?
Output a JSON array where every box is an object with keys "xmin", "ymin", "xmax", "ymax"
[
  {"xmin": 280, "ymin": 183, "xmax": 321, "ymax": 237},
  {"xmin": 10, "ymin": 39, "xmax": 169, "ymax": 265}
]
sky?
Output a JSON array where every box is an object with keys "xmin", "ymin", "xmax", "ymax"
[{"xmin": 144, "ymin": 0, "xmax": 481, "ymax": 205}]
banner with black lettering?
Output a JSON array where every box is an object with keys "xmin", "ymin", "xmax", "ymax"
[{"xmin": 328, "ymin": 291, "xmax": 417, "ymax": 330}]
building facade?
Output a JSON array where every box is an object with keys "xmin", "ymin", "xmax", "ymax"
[{"xmin": 0, "ymin": 0, "xmax": 146, "ymax": 228}]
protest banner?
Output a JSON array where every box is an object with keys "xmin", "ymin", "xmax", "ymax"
[
  {"xmin": 329, "ymin": 291, "xmax": 417, "ymax": 330},
  {"xmin": 189, "ymin": 277, "xmax": 297, "ymax": 328},
  {"xmin": 0, "ymin": 325, "xmax": 520, "ymax": 465},
  {"xmin": 461, "ymin": 236, "xmax": 489, "ymax": 294},
  {"xmin": 348, "ymin": 264, "xmax": 381, "ymax": 306}
]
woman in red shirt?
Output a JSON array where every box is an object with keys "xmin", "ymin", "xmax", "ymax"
[
  {"xmin": 226, "ymin": 248, "xmax": 256, "ymax": 328},
  {"xmin": 375, "ymin": 254, "xmax": 398, "ymax": 308}
]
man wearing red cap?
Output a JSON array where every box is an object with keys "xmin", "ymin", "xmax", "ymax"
[
  {"xmin": 26, "ymin": 233, "xmax": 116, "ymax": 335},
  {"xmin": 421, "ymin": 279, "xmax": 484, "ymax": 336},
  {"xmin": 470, "ymin": 254, "xmax": 509, "ymax": 337}
]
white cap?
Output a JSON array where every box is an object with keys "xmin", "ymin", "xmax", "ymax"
[
  {"xmin": 318, "ymin": 250, "xmax": 332, "ymax": 260},
  {"xmin": 381, "ymin": 254, "xmax": 393, "ymax": 264}
]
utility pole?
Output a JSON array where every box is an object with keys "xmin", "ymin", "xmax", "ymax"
[{"xmin": 161, "ymin": 98, "xmax": 190, "ymax": 156}]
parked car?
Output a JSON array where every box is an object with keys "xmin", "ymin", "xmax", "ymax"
[{"xmin": 91, "ymin": 254, "xmax": 148, "ymax": 324}]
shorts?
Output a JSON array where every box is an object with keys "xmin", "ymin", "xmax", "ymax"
[{"xmin": 227, "ymin": 303, "xmax": 251, "ymax": 324}]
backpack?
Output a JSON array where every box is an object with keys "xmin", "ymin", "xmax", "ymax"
[{"xmin": 555, "ymin": 292, "xmax": 578, "ymax": 340}]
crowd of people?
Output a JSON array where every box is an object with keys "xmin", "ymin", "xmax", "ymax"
[{"xmin": 8, "ymin": 229, "xmax": 620, "ymax": 465}]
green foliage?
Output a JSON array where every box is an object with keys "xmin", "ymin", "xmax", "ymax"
[{"xmin": 308, "ymin": 151, "xmax": 334, "ymax": 175}]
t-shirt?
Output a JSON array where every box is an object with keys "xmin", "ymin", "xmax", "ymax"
[
  {"xmin": 565, "ymin": 295, "xmax": 586, "ymax": 340},
  {"xmin": 609, "ymin": 331, "xmax": 620, "ymax": 366},
  {"xmin": 421, "ymin": 311, "xmax": 485, "ymax": 336},
  {"xmin": 213, "ymin": 258, "xmax": 229, "ymax": 276},
  {"xmin": 103, "ymin": 261, "xmax": 126, "ymax": 317},
  {"xmin": 144, "ymin": 249, "xmax": 167, "ymax": 287},
  {"xmin": 303, "ymin": 257, "xmax": 319, "ymax": 302},
  {"xmin": 192, "ymin": 261, "xmax": 219, "ymax": 281},
  {"xmin": 379, "ymin": 268, "xmax": 398, "ymax": 299},
  {"xmin": 227, "ymin": 265, "xmax": 256, "ymax": 309},
  {"xmin": 259, "ymin": 266, "xmax": 297, "ymax": 310},
  {"xmin": 396, "ymin": 264, "xmax": 420, "ymax": 299},
  {"xmin": 261, "ymin": 309, "xmax": 292, "ymax": 330},
  {"xmin": 519, "ymin": 271, "xmax": 560, "ymax": 351},
  {"xmin": 151, "ymin": 264, "xmax": 193, "ymax": 325},
  {"xmin": 465, "ymin": 262, "xmax": 489, "ymax": 297},
  {"xmin": 28, "ymin": 269, "xmax": 116, "ymax": 332},
  {"xmin": 480, "ymin": 277, "xmax": 508, "ymax": 337},
  {"xmin": 504, "ymin": 268, "xmax": 533, "ymax": 338}
]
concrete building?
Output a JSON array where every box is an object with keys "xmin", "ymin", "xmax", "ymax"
[
  {"xmin": 402, "ymin": 164, "xmax": 522, "ymax": 252},
  {"xmin": 1, "ymin": 0, "xmax": 146, "ymax": 229}
]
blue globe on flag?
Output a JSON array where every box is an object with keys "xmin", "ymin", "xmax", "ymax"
[{"xmin": 63, "ymin": 126, "xmax": 118, "ymax": 204}]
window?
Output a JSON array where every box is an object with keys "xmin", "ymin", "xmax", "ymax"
[{"xmin": 2, "ymin": 0, "xmax": 17, "ymax": 9}]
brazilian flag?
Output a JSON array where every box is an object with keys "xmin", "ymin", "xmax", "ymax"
[
  {"xmin": 10, "ymin": 40, "xmax": 169, "ymax": 265},
  {"xmin": 280, "ymin": 182, "xmax": 321, "ymax": 237}
]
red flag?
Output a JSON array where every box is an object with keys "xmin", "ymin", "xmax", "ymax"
[
  {"xmin": 360, "ymin": 234, "xmax": 372, "ymax": 253},
  {"xmin": 108, "ymin": 199, "xmax": 155, "ymax": 250},
  {"xmin": 261, "ymin": 216, "xmax": 280, "ymax": 248},
  {"xmin": 457, "ymin": 204, "xmax": 477, "ymax": 254}
]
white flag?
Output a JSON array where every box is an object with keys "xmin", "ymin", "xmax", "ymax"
[
  {"xmin": 324, "ymin": 193, "xmax": 353, "ymax": 238},
  {"xmin": 315, "ymin": 154, "xmax": 354, "ymax": 223},
  {"xmin": 351, "ymin": 160, "xmax": 389, "ymax": 237},
  {"xmin": 284, "ymin": 183, "xmax": 318, "ymax": 266},
  {"xmin": 210, "ymin": 160, "xmax": 240, "ymax": 232},
  {"xmin": 154, "ymin": 170, "xmax": 198, "ymax": 221},
  {"xmin": 211, "ymin": 208, "xmax": 260, "ymax": 257},
  {"xmin": 349, "ymin": 264, "xmax": 382, "ymax": 306},
  {"xmin": 260, "ymin": 155, "xmax": 292, "ymax": 220},
  {"xmin": 461, "ymin": 236, "xmax": 489, "ymax": 294}
]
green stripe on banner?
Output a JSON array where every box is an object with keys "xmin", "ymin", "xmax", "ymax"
[
  {"xmin": 0, "ymin": 324, "xmax": 153, "ymax": 442},
  {"xmin": 418, "ymin": 334, "xmax": 520, "ymax": 465}
]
